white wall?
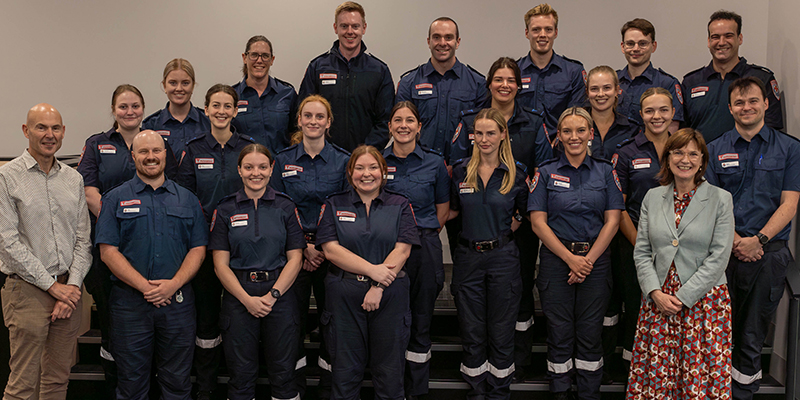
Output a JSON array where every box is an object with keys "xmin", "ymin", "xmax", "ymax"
[{"xmin": 0, "ymin": 0, "xmax": 773, "ymax": 157}]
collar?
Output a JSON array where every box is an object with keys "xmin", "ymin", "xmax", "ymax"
[
  {"xmin": 732, "ymin": 123, "xmax": 771, "ymax": 145},
  {"xmin": 156, "ymin": 103, "xmax": 202, "ymax": 125},
  {"xmin": 519, "ymin": 51, "xmax": 563, "ymax": 72},
  {"xmin": 633, "ymin": 130, "xmax": 651, "ymax": 147},
  {"xmin": 331, "ymin": 40, "xmax": 368, "ymax": 61},
  {"xmin": 345, "ymin": 186, "xmax": 389, "ymax": 206},
  {"xmin": 131, "ymin": 174, "xmax": 176, "ymax": 194},
  {"xmin": 619, "ymin": 62, "xmax": 656, "ymax": 83},
  {"xmin": 555, "ymin": 152, "xmax": 592, "ymax": 170},
  {"xmin": 422, "ymin": 58, "xmax": 463, "ymax": 78},
  {"xmin": 21, "ymin": 149, "xmax": 61, "ymax": 173},
  {"xmin": 295, "ymin": 141, "xmax": 335, "ymax": 162},
  {"xmin": 235, "ymin": 186, "xmax": 277, "ymax": 204},
  {"xmin": 239, "ymin": 76, "xmax": 277, "ymax": 96},
  {"xmin": 203, "ymin": 128, "xmax": 243, "ymax": 149},
  {"xmin": 702, "ymin": 57, "xmax": 747, "ymax": 80},
  {"xmin": 385, "ymin": 143, "xmax": 424, "ymax": 160}
]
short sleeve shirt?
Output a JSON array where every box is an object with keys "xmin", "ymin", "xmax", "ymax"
[{"xmin": 382, "ymin": 145, "xmax": 450, "ymax": 229}]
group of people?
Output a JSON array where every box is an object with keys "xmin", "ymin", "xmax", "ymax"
[{"xmin": 0, "ymin": 2, "xmax": 795, "ymax": 400}]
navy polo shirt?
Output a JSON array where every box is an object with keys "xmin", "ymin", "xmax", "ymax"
[
  {"xmin": 95, "ymin": 175, "xmax": 208, "ymax": 280},
  {"xmin": 78, "ymin": 128, "xmax": 179, "ymax": 195},
  {"xmin": 270, "ymin": 141, "xmax": 350, "ymax": 233},
  {"xmin": 706, "ymin": 125, "xmax": 800, "ymax": 240},
  {"xmin": 396, "ymin": 59, "xmax": 487, "ymax": 158},
  {"xmin": 516, "ymin": 52, "xmax": 586, "ymax": 136},
  {"xmin": 552, "ymin": 111, "xmax": 640, "ymax": 161},
  {"xmin": 612, "ymin": 131, "xmax": 662, "ymax": 226},
  {"xmin": 232, "ymin": 76, "xmax": 298, "ymax": 156},
  {"xmin": 382, "ymin": 145, "xmax": 450, "ymax": 229},
  {"xmin": 682, "ymin": 57, "xmax": 783, "ymax": 143},
  {"xmin": 142, "ymin": 103, "xmax": 211, "ymax": 159},
  {"xmin": 450, "ymin": 158, "xmax": 529, "ymax": 242},
  {"xmin": 316, "ymin": 188, "xmax": 419, "ymax": 265},
  {"xmin": 617, "ymin": 63, "xmax": 684, "ymax": 125},
  {"xmin": 298, "ymin": 41, "xmax": 395, "ymax": 152},
  {"xmin": 175, "ymin": 129, "xmax": 255, "ymax": 222},
  {"xmin": 528, "ymin": 154, "xmax": 624, "ymax": 242},
  {"xmin": 449, "ymin": 103, "xmax": 552, "ymax": 174},
  {"xmin": 208, "ymin": 187, "xmax": 306, "ymax": 271}
]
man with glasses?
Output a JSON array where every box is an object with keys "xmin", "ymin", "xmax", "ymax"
[
  {"xmin": 682, "ymin": 10, "xmax": 783, "ymax": 143},
  {"xmin": 705, "ymin": 76, "xmax": 800, "ymax": 400},
  {"xmin": 617, "ymin": 18, "xmax": 683, "ymax": 131}
]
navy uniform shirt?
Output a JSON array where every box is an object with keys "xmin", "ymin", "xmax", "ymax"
[
  {"xmin": 78, "ymin": 128, "xmax": 179, "ymax": 196},
  {"xmin": 232, "ymin": 76, "xmax": 298, "ymax": 156},
  {"xmin": 382, "ymin": 145, "xmax": 450, "ymax": 230},
  {"xmin": 450, "ymin": 158, "xmax": 529, "ymax": 242},
  {"xmin": 316, "ymin": 188, "xmax": 420, "ymax": 265},
  {"xmin": 612, "ymin": 131, "xmax": 661, "ymax": 226},
  {"xmin": 270, "ymin": 141, "xmax": 350, "ymax": 234},
  {"xmin": 175, "ymin": 129, "xmax": 256, "ymax": 222},
  {"xmin": 552, "ymin": 110, "xmax": 640, "ymax": 161},
  {"xmin": 142, "ymin": 103, "xmax": 211, "ymax": 160},
  {"xmin": 617, "ymin": 63, "xmax": 684, "ymax": 125},
  {"xmin": 298, "ymin": 41, "xmax": 395, "ymax": 152},
  {"xmin": 528, "ymin": 154, "xmax": 624, "ymax": 242},
  {"xmin": 95, "ymin": 175, "xmax": 208, "ymax": 280},
  {"xmin": 706, "ymin": 125, "xmax": 800, "ymax": 240},
  {"xmin": 449, "ymin": 103, "xmax": 552, "ymax": 174},
  {"xmin": 208, "ymin": 187, "xmax": 306, "ymax": 271},
  {"xmin": 516, "ymin": 52, "xmax": 586, "ymax": 136},
  {"xmin": 396, "ymin": 59, "xmax": 487, "ymax": 159},
  {"xmin": 682, "ymin": 57, "xmax": 783, "ymax": 143}
]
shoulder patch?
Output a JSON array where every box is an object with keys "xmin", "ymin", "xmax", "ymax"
[
  {"xmin": 530, "ymin": 171, "xmax": 540, "ymax": 192},
  {"xmin": 770, "ymin": 79, "xmax": 781, "ymax": 101},
  {"xmin": 610, "ymin": 153, "xmax": 619, "ymax": 168},
  {"xmin": 675, "ymin": 84, "xmax": 684, "ymax": 105},
  {"xmin": 317, "ymin": 204, "xmax": 326, "ymax": 225},
  {"xmin": 612, "ymin": 170, "xmax": 622, "ymax": 192},
  {"xmin": 209, "ymin": 209, "xmax": 217, "ymax": 231},
  {"xmin": 452, "ymin": 122, "xmax": 463, "ymax": 144}
]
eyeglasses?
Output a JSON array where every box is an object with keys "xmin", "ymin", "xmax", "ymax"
[
  {"xmin": 669, "ymin": 149, "xmax": 702, "ymax": 160},
  {"xmin": 246, "ymin": 52, "xmax": 272, "ymax": 61},
  {"xmin": 623, "ymin": 40, "xmax": 652, "ymax": 49}
]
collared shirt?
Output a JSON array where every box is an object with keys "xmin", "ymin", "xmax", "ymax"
[
  {"xmin": 382, "ymin": 144, "xmax": 450, "ymax": 229},
  {"xmin": 316, "ymin": 188, "xmax": 419, "ymax": 265},
  {"xmin": 142, "ymin": 103, "xmax": 211, "ymax": 159},
  {"xmin": 552, "ymin": 110, "xmax": 640, "ymax": 161},
  {"xmin": 705, "ymin": 125, "xmax": 800, "ymax": 240},
  {"xmin": 270, "ymin": 141, "xmax": 350, "ymax": 233},
  {"xmin": 232, "ymin": 76, "xmax": 298, "ymax": 156},
  {"xmin": 95, "ymin": 175, "xmax": 208, "ymax": 280},
  {"xmin": 682, "ymin": 57, "xmax": 783, "ymax": 143},
  {"xmin": 175, "ymin": 129, "xmax": 255, "ymax": 222},
  {"xmin": 617, "ymin": 63, "xmax": 684, "ymax": 125},
  {"xmin": 613, "ymin": 131, "xmax": 662, "ymax": 226},
  {"xmin": 528, "ymin": 154, "xmax": 624, "ymax": 242},
  {"xmin": 298, "ymin": 41, "xmax": 395, "ymax": 151},
  {"xmin": 449, "ymin": 102, "xmax": 552, "ymax": 173},
  {"xmin": 0, "ymin": 150, "xmax": 91, "ymax": 290},
  {"xmin": 450, "ymin": 159, "xmax": 529, "ymax": 242},
  {"xmin": 396, "ymin": 59, "xmax": 487, "ymax": 158},
  {"xmin": 77, "ymin": 128, "xmax": 179, "ymax": 196},
  {"xmin": 516, "ymin": 51, "xmax": 586, "ymax": 136},
  {"xmin": 208, "ymin": 187, "xmax": 305, "ymax": 271}
]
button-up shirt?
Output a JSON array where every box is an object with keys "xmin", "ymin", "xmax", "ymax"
[
  {"xmin": 516, "ymin": 52, "xmax": 586, "ymax": 136},
  {"xmin": 142, "ymin": 103, "xmax": 211, "ymax": 159},
  {"xmin": 613, "ymin": 131, "xmax": 662, "ymax": 226},
  {"xmin": 232, "ymin": 76, "xmax": 298, "ymax": 156},
  {"xmin": 0, "ymin": 150, "xmax": 91, "ymax": 290},
  {"xmin": 617, "ymin": 63, "xmax": 684, "ymax": 125},
  {"xmin": 383, "ymin": 144, "xmax": 450, "ymax": 229}
]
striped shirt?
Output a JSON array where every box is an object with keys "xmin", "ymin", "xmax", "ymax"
[{"xmin": 0, "ymin": 150, "xmax": 92, "ymax": 290}]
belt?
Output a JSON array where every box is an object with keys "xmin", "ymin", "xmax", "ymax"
[
  {"xmin": 10, "ymin": 272, "xmax": 69, "ymax": 284},
  {"xmin": 234, "ymin": 269, "xmax": 282, "ymax": 283},
  {"xmin": 304, "ymin": 232, "xmax": 316, "ymax": 244},
  {"xmin": 329, "ymin": 265, "xmax": 406, "ymax": 282},
  {"xmin": 458, "ymin": 232, "xmax": 514, "ymax": 253},
  {"xmin": 764, "ymin": 240, "xmax": 787, "ymax": 253},
  {"xmin": 560, "ymin": 238, "xmax": 595, "ymax": 255}
]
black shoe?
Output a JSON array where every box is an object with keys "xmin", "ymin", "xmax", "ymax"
[
  {"xmin": 511, "ymin": 368, "xmax": 527, "ymax": 383},
  {"xmin": 196, "ymin": 390, "xmax": 212, "ymax": 400},
  {"xmin": 601, "ymin": 371, "xmax": 613, "ymax": 385},
  {"xmin": 553, "ymin": 391, "xmax": 574, "ymax": 400}
]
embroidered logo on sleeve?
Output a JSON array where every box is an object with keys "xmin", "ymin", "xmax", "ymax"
[
  {"xmin": 771, "ymin": 79, "xmax": 781, "ymax": 101},
  {"xmin": 452, "ymin": 123, "xmax": 463, "ymax": 144},
  {"xmin": 675, "ymin": 84, "xmax": 684, "ymax": 105},
  {"xmin": 612, "ymin": 170, "xmax": 622, "ymax": 192},
  {"xmin": 611, "ymin": 153, "xmax": 619, "ymax": 168}
]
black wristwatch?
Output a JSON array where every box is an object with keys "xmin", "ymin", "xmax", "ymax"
[
  {"xmin": 371, "ymin": 280, "xmax": 384, "ymax": 289},
  {"xmin": 756, "ymin": 232, "xmax": 769, "ymax": 245},
  {"xmin": 514, "ymin": 212, "xmax": 523, "ymax": 222},
  {"xmin": 270, "ymin": 288, "xmax": 282, "ymax": 300}
]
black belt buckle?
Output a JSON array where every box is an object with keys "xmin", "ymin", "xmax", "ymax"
[
  {"xmin": 304, "ymin": 232, "xmax": 316, "ymax": 244},
  {"xmin": 356, "ymin": 274, "xmax": 369, "ymax": 282},
  {"xmin": 569, "ymin": 242, "xmax": 590, "ymax": 255},
  {"xmin": 248, "ymin": 271, "xmax": 270, "ymax": 282},
  {"xmin": 474, "ymin": 240, "xmax": 498, "ymax": 252}
]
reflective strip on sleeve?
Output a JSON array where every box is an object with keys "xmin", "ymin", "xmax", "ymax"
[
  {"xmin": 460, "ymin": 360, "xmax": 489, "ymax": 377},
  {"xmin": 100, "ymin": 346, "xmax": 115, "ymax": 362},
  {"xmin": 295, "ymin": 355, "xmax": 307, "ymax": 370},
  {"xmin": 731, "ymin": 366, "xmax": 762, "ymax": 385},
  {"xmin": 405, "ymin": 349, "xmax": 432, "ymax": 363},
  {"xmin": 547, "ymin": 358, "xmax": 574, "ymax": 374},
  {"xmin": 575, "ymin": 358, "xmax": 604, "ymax": 372},
  {"xmin": 515, "ymin": 316, "xmax": 534, "ymax": 331},
  {"xmin": 603, "ymin": 314, "xmax": 619, "ymax": 327},
  {"xmin": 488, "ymin": 362, "xmax": 516, "ymax": 378},
  {"xmin": 195, "ymin": 335, "xmax": 222, "ymax": 349},
  {"xmin": 318, "ymin": 356, "xmax": 332, "ymax": 372}
]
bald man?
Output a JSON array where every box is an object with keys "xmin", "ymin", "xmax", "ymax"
[
  {"xmin": 0, "ymin": 104, "xmax": 92, "ymax": 399},
  {"xmin": 96, "ymin": 131, "xmax": 207, "ymax": 399}
]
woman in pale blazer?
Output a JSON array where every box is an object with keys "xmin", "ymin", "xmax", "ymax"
[{"xmin": 626, "ymin": 128, "xmax": 734, "ymax": 400}]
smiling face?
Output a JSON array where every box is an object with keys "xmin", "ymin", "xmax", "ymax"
[
  {"xmin": 132, "ymin": 131, "xmax": 166, "ymax": 181},
  {"xmin": 299, "ymin": 101, "xmax": 332, "ymax": 141},
  {"xmin": 427, "ymin": 20, "xmax": 460, "ymax": 64},
  {"xmin": 729, "ymin": 84, "xmax": 768, "ymax": 131},
  {"xmin": 389, "ymin": 107, "xmax": 420, "ymax": 146},
  {"xmin": 163, "ymin": 69, "xmax": 194, "ymax": 107},
  {"xmin": 526, "ymin": 14, "xmax": 558, "ymax": 56},
  {"xmin": 205, "ymin": 92, "xmax": 238, "ymax": 131},
  {"xmin": 587, "ymin": 71, "xmax": 617, "ymax": 113},
  {"xmin": 557, "ymin": 115, "xmax": 591, "ymax": 158},
  {"xmin": 23, "ymin": 105, "xmax": 64, "ymax": 162},
  {"xmin": 640, "ymin": 93, "xmax": 674, "ymax": 136},
  {"xmin": 489, "ymin": 67, "xmax": 518, "ymax": 106},
  {"xmin": 350, "ymin": 153, "xmax": 383, "ymax": 196},
  {"xmin": 113, "ymin": 91, "xmax": 144, "ymax": 132},
  {"xmin": 242, "ymin": 40, "xmax": 274, "ymax": 81},
  {"xmin": 669, "ymin": 140, "xmax": 702, "ymax": 186},
  {"xmin": 334, "ymin": 11, "xmax": 366, "ymax": 54},
  {"xmin": 473, "ymin": 118, "xmax": 506, "ymax": 158},
  {"xmin": 621, "ymin": 28, "xmax": 656, "ymax": 68},
  {"xmin": 708, "ymin": 19, "xmax": 742, "ymax": 65},
  {"xmin": 238, "ymin": 151, "xmax": 273, "ymax": 195}
]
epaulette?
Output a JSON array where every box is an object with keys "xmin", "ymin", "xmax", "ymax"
[
  {"xmin": 682, "ymin": 66, "xmax": 705, "ymax": 80},
  {"xmin": 310, "ymin": 51, "xmax": 332, "ymax": 63},
  {"xmin": 276, "ymin": 143, "xmax": 299, "ymax": 154},
  {"xmin": 273, "ymin": 77, "xmax": 296, "ymax": 90},
  {"xmin": 400, "ymin": 64, "xmax": 424, "ymax": 79},
  {"xmin": 451, "ymin": 158, "xmax": 470, "ymax": 168},
  {"xmin": 465, "ymin": 64, "xmax": 486, "ymax": 78},
  {"xmin": 85, "ymin": 131, "xmax": 109, "ymax": 142},
  {"xmin": 775, "ymin": 129, "xmax": 800, "ymax": 143},
  {"xmin": 561, "ymin": 54, "xmax": 584, "ymax": 66},
  {"xmin": 185, "ymin": 134, "xmax": 206, "ymax": 145},
  {"xmin": 325, "ymin": 189, "xmax": 350, "ymax": 200},
  {"xmin": 217, "ymin": 192, "xmax": 237, "ymax": 205},
  {"xmin": 329, "ymin": 142, "xmax": 352, "ymax": 156},
  {"xmin": 748, "ymin": 63, "xmax": 775, "ymax": 75},
  {"xmin": 367, "ymin": 53, "xmax": 389, "ymax": 68},
  {"xmin": 383, "ymin": 188, "xmax": 410, "ymax": 202},
  {"xmin": 538, "ymin": 157, "xmax": 559, "ymax": 167},
  {"xmin": 590, "ymin": 154, "xmax": 614, "ymax": 165},
  {"xmin": 101, "ymin": 180, "xmax": 128, "ymax": 197},
  {"xmin": 515, "ymin": 161, "xmax": 529, "ymax": 175},
  {"xmin": 419, "ymin": 145, "xmax": 444, "ymax": 158},
  {"xmin": 656, "ymin": 68, "xmax": 679, "ymax": 81},
  {"xmin": 274, "ymin": 191, "xmax": 295, "ymax": 202},
  {"xmin": 522, "ymin": 107, "xmax": 545, "ymax": 117},
  {"xmin": 616, "ymin": 137, "xmax": 636, "ymax": 149},
  {"xmin": 142, "ymin": 110, "xmax": 160, "ymax": 124},
  {"xmin": 241, "ymin": 135, "xmax": 257, "ymax": 143},
  {"xmin": 460, "ymin": 108, "xmax": 478, "ymax": 117}
]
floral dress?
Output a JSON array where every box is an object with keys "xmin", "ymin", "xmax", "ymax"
[{"xmin": 627, "ymin": 187, "xmax": 732, "ymax": 400}]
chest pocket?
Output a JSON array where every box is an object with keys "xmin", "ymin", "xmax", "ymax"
[
  {"xmin": 408, "ymin": 174, "xmax": 436, "ymax": 208},
  {"xmin": 115, "ymin": 207, "xmax": 149, "ymax": 244},
  {"xmin": 317, "ymin": 173, "xmax": 345, "ymax": 201},
  {"xmin": 548, "ymin": 180, "xmax": 578, "ymax": 212},
  {"xmin": 754, "ymin": 157, "xmax": 785, "ymax": 194},
  {"xmin": 583, "ymin": 181, "xmax": 607, "ymax": 211},
  {"xmin": 543, "ymin": 79, "xmax": 572, "ymax": 111},
  {"xmin": 166, "ymin": 206, "xmax": 194, "ymax": 242},
  {"xmin": 447, "ymin": 90, "xmax": 474, "ymax": 115},
  {"xmin": 714, "ymin": 160, "xmax": 744, "ymax": 189}
]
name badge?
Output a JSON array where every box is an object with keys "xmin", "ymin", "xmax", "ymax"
[
  {"xmin": 98, "ymin": 144, "xmax": 116, "ymax": 154},
  {"xmin": 282, "ymin": 171, "xmax": 298, "ymax": 177},
  {"xmin": 123, "ymin": 208, "xmax": 140, "ymax": 213},
  {"xmin": 521, "ymin": 77, "xmax": 530, "ymax": 89},
  {"xmin": 386, "ymin": 175, "xmax": 394, "ymax": 180},
  {"xmin": 156, "ymin": 130, "xmax": 170, "ymax": 137},
  {"xmin": 196, "ymin": 158, "xmax": 214, "ymax": 170},
  {"xmin": 231, "ymin": 220, "xmax": 248, "ymax": 227},
  {"xmin": 721, "ymin": 161, "xmax": 739, "ymax": 168},
  {"xmin": 320, "ymin": 73, "xmax": 337, "ymax": 86},
  {"xmin": 231, "ymin": 214, "xmax": 249, "ymax": 227},
  {"xmin": 551, "ymin": 173, "xmax": 571, "ymax": 188},
  {"xmin": 417, "ymin": 90, "xmax": 433, "ymax": 95},
  {"xmin": 691, "ymin": 86, "xmax": 709, "ymax": 98},
  {"xmin": 120, "ymin": 199, "xmax": 141, "ymax": 206},
  {"xmin": 198, "ymin": 164, "xmax": 214, "ymax": 170},
  {"xmin": 415, "ymin": 83, "xmax": 432, "ymax": 89},
  {"xmin": 554, "ymin": 180, "xmax": 570, "ymax": 188},
  {"xmin": 458, "ymin": 182, "xmax": 474, "ymax": 194},
  {"xmin": 237, "ymin": 101, "xmax": 248, "ymax": 113},
  {"xmin": 238, "ymin": 107, "xmax": 247, "ymax": 113},
  {"xmin": 632, "ymin": 158, "xmax": 651, "ymax": 169},
  {"xmin": 337, "ymin": 210, "xmax": 356, "ymax": 222}
]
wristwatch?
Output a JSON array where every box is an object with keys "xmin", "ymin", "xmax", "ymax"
[
  {"xmin": 756, "ymin": 232, "xmax": 769, "ymax": 245},
  {"xmin": 371, "ymin": 280, "xmax": 384, "ymax": 289},
  {"xmin": 270, "ymin": 288, "xmax": 281, "ymax": 300},
  {"xmin": 514, "ymin": 212, "xmax": 523, "ymax": 222}
]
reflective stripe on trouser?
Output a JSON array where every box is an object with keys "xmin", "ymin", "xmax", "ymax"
[
  {"xmin": 514, "ymin": 222, "xmax": 539, "ymax": 368},
  {"xmin": 193, "ymin": 254, "xmax": 223, "ymax": 392},
  {"xmin": 220, "ymin": 276, "xmax": 300, "ymax": 400},
  {"xmin": 727, "ymin": 246, "xmax": 791, "ymax": 400},
  {"xmin": 324, "ymin": 271, "xmax": 411, "ymax": 400},
  {"xmin": 405, "ymin": 228, "xmax": 445, "ymax": 396},
  {"xmin": 538, "ymin": 245, "xmax": 611, "ymax": 400},
  {"xmin": 292, "ymin": 262, "xmax": 331, "ymax": 399},
  {"xmin": 452, "ymin": 241, "xmax": 521, "ymax": 400}
]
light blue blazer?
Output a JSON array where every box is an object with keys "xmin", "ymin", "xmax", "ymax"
[{"xmin": 633, "ymin": 180, "xmax": 734, "ymax": 307}]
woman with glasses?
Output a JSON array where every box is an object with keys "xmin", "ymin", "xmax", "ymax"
[
  {"xmin": 232, "ymin": 35, "xmax": 298, "ymax": 155},
  {"xmin": 626, "ymin": 129, "xmax": 733, "ymax": 399}
]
